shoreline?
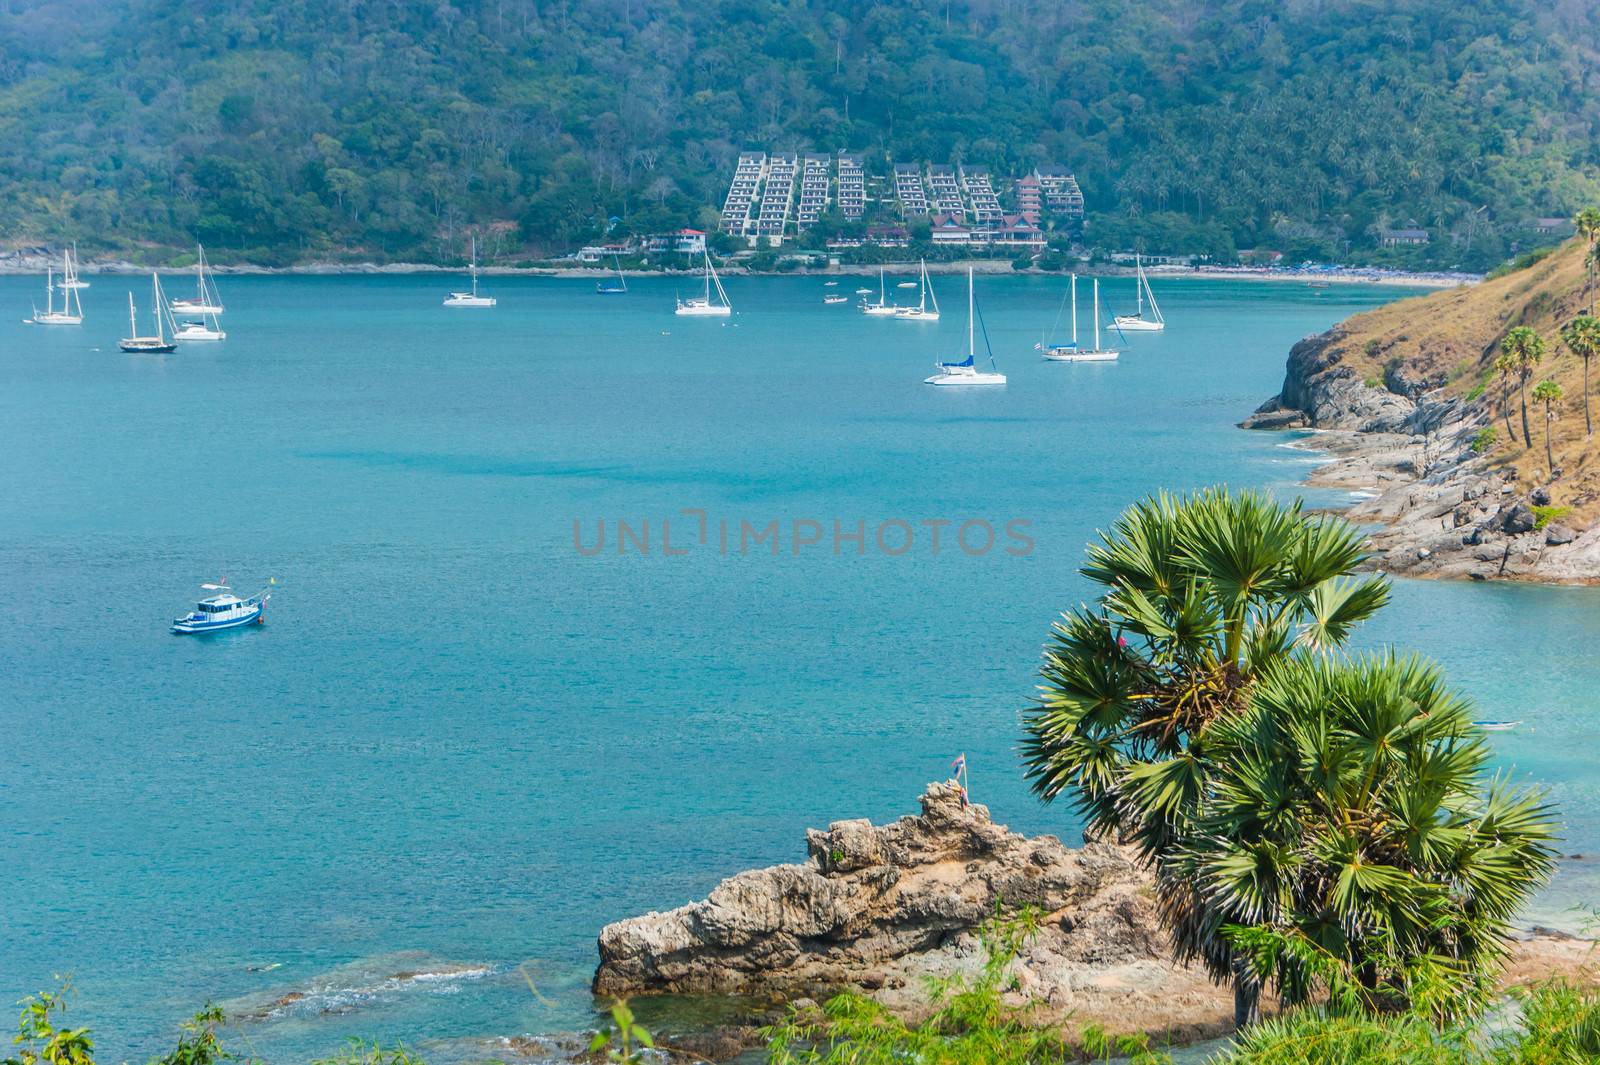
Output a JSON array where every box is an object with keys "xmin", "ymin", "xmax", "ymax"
[{"xmin": 0, "ymin": 253, "xmax": 1474, "ymax": 288}]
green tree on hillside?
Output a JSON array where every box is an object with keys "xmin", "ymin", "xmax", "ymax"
[
  {"xmin": 1533, "ymin": 378, "xmax": 1565, "ymax": 472},
  {"xmin": 1577, "ymin": 208, "xmax": 1600, "ymax": 314},
  {"xmin": 1558, "ymin": 315, "xmax": 1600, "ymax": 437},
  {"xmin": 1494, "ymin": 353, "xmax": 1518, "ymax": 440},
  {"xmin": 1500, "ymin": 327, "xmax": 1546, "ymax": 448}
]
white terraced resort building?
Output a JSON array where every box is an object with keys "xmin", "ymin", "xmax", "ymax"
[{"xmin": 795, "ymin": 154, "xmax": 831, "ymax": 229}]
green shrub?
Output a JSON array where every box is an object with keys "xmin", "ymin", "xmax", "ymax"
[
  {"xmin": 1471, "ymin": 426, "xmax": 1497, "ymax": 453},
  {"xmin": 1364, "ymin": 375, "xmax": 1383, "ymax": 389},
  {"xmin": 1486, "ymin": 245, "xmax": 1558, "ymax": 280},
  {"xmin": 1532, "ymin": 504, "xmax": 1571, "ymax": 529}
]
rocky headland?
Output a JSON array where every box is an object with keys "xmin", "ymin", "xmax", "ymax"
[{"xmin": 1242, "ymin": 237, "xmax": 1600, "ymax": 582}]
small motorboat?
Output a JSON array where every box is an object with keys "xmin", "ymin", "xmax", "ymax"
[
  {"xmin": 823, "ymin": 280, "xmax": 838, "ymax": 287},
  {"xmin": 171, "ymin": 580, "xmax": 272, "ymax": 634},
  {"xmin": 823, "ymin": 294, "xmax": 848, "ymax": 305},
  {"xmin": 854, "ymin": 287, "xmax": 873, "ymax": 295},
  {"xmin": 1475, "ymin": 720, "xmax": 1521, "ymax": 732}
]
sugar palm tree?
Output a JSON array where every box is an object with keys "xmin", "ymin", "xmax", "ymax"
[
  {"xmin": 1500, "ymin": 327, "xmax": 1545, "ymax": 448},
  {"xmin": 1493, "ymin": 352, "xmax": 1517, "ymax": 439},
  {"xmin": 1559, "ymin": 315, "xmax": 1599, "ymax": 437},
  {"xmin": 1022, "ymin": 488, "xmax": 1390, "ymax": 1026},
  {"xmin": 1180, "ymin": 654, "xmax": 1557, "ymax": 1022},
  {"xmin": 1577, "ymin": 207, "xmax": 1600, "ymax": 314},
  {"xmin": 1533, "ymin": 378, "xmax": 1564, "ymax": 472}
]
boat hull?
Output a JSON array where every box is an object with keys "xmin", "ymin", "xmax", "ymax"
[
  {"xmin": 861, "ymin": 305, "xmax": 899, "ymax": 316},
  {"xmin": 171, "ymin": 605, "xmax": 264, "ymax": 634},
  {"xmin": 119, "ymin": 339, "xmax": 177, "ymax": 353},
  {"xmin": 171, "ymin": 302, "xmax": 224, "ymax": 315},
  {"xmin": 894, "ymin": 310, "xmax": 940, "ymax": 321},
  {"xmin": 925, "ymin": 372, "xmax": 1006, "ymax": 386},
  {"xmin": 675, "ymin": 304, "xmax": 731, "ymax": 317},
  {"xmin": 1112, "ymin": 316, "xmax": 1163, "ymax": 331},
  {"xmin": 175, "ymin": 327, "xmax": 226, "ymax": 341},
  {"xmin": 443, "ymin": 295, "xmax": 496, "ymax": 307},
  {"xmin": 1043, "ymin": 348, "xmax": 1118, "ymax": 362},
  {"xmin": 30, "ymin": 314, "xmax": 82, "ymax": 325}
]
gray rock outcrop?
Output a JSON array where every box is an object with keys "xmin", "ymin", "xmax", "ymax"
[{"xmin": 594, "ymin": 783, "xmax": 1237, "ymax": 1040}]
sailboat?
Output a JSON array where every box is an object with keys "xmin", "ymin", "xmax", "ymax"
[
  {"xmin": 1041, "ymin": 275, "xmax": 1118, "ymax": 362},
  {"xmin": 596, "ymin": 255, "xmax": 627, "ymax": 295},
  {"xmin": 894, "ymin": 259, "xmax": 940, "ymax": 320},
  {"xmin": 1112, "ymin": 254, "xmax": 1165, "ymax": 331},
  {"xmin": 925, "ymin": 269, "xmax": 1005, "ymax": 386},
  {"xmin": 675, "ymin": 249, "xmax": 731, "ymax": 316},
  {"xmin": 860, "ymin": 267, "xmax": 898, "ymax": 316},
  {"xmin": 60, "ymin": 245, "xmax": 90, "ymax": 290},
  {"xmin": 170, "ymin": 243, "xmax": 224, "ymax": 315},
  {"xmin": 120, "ymin": 274, "xmax": 178, "ymax": 353},
  {"xmin": 444, "ymin": 236, "xmax": 496, "ymax": 307},
  {"xmin": 27, "ymin": 258, "xmax": 84, "ymax": 325}
]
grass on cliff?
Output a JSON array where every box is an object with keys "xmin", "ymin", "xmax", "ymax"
[{"xmin": 1318, "ymin": 235, "xmax": 1600, "ymax": 524}]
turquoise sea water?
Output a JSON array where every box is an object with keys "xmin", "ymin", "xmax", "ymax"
[{"xmin": 3, "ymin": 273, "xmax": 1597, "ymax": 1062}]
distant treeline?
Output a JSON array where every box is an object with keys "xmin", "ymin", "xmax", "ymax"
[{"xmin": 2, "ymin": 0, "xmax": 1598, "ymax": 268}]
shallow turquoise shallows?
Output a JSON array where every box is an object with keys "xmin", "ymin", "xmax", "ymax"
[{"xmin": 3, "ymin": 273, "xmax": 1595, "ymax": 1062}]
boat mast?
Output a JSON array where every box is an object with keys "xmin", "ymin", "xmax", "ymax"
[
  {"xmin": 967, "ymin": 267, "xmax": 974, "ymax": 358},
  {"xmin": 152, "ymin": 274, "xmax": 165, "ymax": 343},
  {"xmin": 1135, "ymin": 254, "xmax": 1144, "ymax": 318},
  {"xmin": 1071, "ymin": 273, "xmax": 1078, "ymax": 346},
  {"xmin": 878, "ymin": 266, "xmax": 885, "ymax": 305},
  {"xmin": 470, "ymin": 236, "xmax": 479, "ymax": 298},
  {"xmin": 45, "ymin": 266, "xmax": 54, "ymax": 315},
  {"xmin": 919, "ymin": 259, "xmax": 928, "ymax": 313},
  {"xmin": 1094, "ymin": 279, "xmax": 1101, "ymax": 351},
  {"xmin": 127, "ymin": 290, "xmax": 136, "ymax": 337}
]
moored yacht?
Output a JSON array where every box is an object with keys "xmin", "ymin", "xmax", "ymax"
[
  {"xmin": 894, "ymin": 259, "xmax": 940, "ymax": 321},
  {"xmin": 27, "ymin": 253, "xmax": 84, "ymax": 325},
  {"xmin": 861, "ymin": 267, "xmax": 899, "ymax": 316},
  {"xmin": 675, "ymin": 248, "xmax": 732, "ymax": 316},
  {"xmin": 119, "ymin": 274, "xmax": 178, "ymax": 353},
  {"xmin": 1112, "ymin": 253, "xmax": 1165, "ymax": 331},
  {"xmin": 169, "ymin": 244, "xmax": 224, "ymax": 315},
  {"xmin": 1041, "ymin": 275, "xmax": 1118, "ymax": 362},
  {"xmin": 444, "ymin": 236, "xmax": 496, "ymax": 307},
  {"xmin": 925, "ymin": 269, "xmax": 1005, "ymax": 386},
  {"xmin": 171, "ymin": 580, "xmax": 272, "ymax": 634}
]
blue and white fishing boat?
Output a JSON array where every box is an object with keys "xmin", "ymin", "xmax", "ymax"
[{"xmin": 171, "ymin": 580, "xmax": 272, "ymax": 634}]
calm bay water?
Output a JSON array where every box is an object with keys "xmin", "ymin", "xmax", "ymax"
[{"xmin": 3, "ymin": 272, "xmax": 1596, "ymax": 1061}]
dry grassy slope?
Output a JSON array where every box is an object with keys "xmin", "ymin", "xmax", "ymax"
[{"xmin": 1328, "ymin": 238, "xmax": 1600, "ymax": 526}]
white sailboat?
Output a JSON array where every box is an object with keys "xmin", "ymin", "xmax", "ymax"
[
  {"xmin": 60, "ymin": 245, "xmax": 90, "ymax": 290},
  {"xmin": 925, "ymin": 268, "xmax": 1005, "ymax": 386},
  {"xmin": 861, "ymin": 267, "xmax": 899, "ymax": 316},
  {"xmin": 894, "ymin": 259, "xmax": 940, "ymax": 320},
  {"xmin": 27, "ymin": 252, "xmax": 84, "ymax": 325},
  {"xmin": 1041, "ymin": 275, "xmax": 1118, "ymax": 362},
  {"xmin": 444, "ymin": 236, "xmax": 496, "ymax": 307},
  {"xmin": 170, "ymin": 243, "xmax": 225, "ymax": 315},
  {"xmin": 675, "ymin": 249, "xmax": 732, "ymax": 316},
  {"xmin": 1112, "ymin": 253, "xmax": 1165, "ymax": 331},
  {"xmin": 120, "ymin": 274, "xmax": 178, "ymax": 353}
]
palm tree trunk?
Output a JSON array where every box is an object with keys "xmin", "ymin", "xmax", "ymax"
[
  {"xmin": 1586, "ymin": 357, "xmax": 1592, "ymax": 437},
  {"xmin": 1233, "ymin": 966, "xmax": 1262, "ymax": 1029},
  {"xmin": 1546, "ymin": 407, "xmax": 1555, "ymax": 471},
  {"xmin": 1521, "ymin": 380, "xmax": 1533, "ymax": 448},
  {"xmin": 1503, "ymin": 382, "xmax": 1516, "ymax": 437}
]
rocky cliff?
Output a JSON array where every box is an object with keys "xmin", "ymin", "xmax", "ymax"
[
  {"xmin": 594, "ymin": 782, "xmax": 1243, "ymax": 1041},
  {"xmin": 1242, "ymin": 239, "xmax": 1600, "ymax": 582}
]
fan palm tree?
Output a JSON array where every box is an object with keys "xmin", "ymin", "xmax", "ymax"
[
  {"xmin": 1022, "ymin": 488, "xmax": 1390, "ymax": 1026},
  {"xmin": 1493, "ymin": 352, "xmax": 1517, "ymax": 439},
  {"xmin": 1500, "ymin": 327, "xmax": 1545, "ymax": 448},
  {"xmin": 1180, "ymin": 654, "xmax": 1557, "ymax": 1022},
  {"xmin": 1576, "ymin": 207, "xmax": 1600, "ymax": 314},
  {"xmin": 1533, "ymin": 378, "xmax": 1564, "ymax": 472},
  {"xmin": 1561, "ymin": 315, "xmax": 1600, "ymax": 437}
]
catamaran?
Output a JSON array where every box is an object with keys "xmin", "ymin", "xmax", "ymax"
[
  {"xmin": 1041, "ymin": 275, "xmax": 1118, "ymax": 362},
  {"xmin": 444, "ymin": 236, "xmax": 496, "ymax": 307},
  {"xmin": 27, "ymin": 252, "xmax": 84, "ymax": 325},
  {"xmin": 675, "ymin": 249, "xmax": 731, "ymax": 316},
  {"xmin": 596, "ymin": 254, "xmax": 627, "ymax": 295},
  {"xmin": 170, "ymin": 243, "xmax": 225, "ymax": 315},
  {"xmin": 171, "ymin": 579, "xmax": 272, "ymax": 634},
  {"xmin": 1112, "ymin": 253, "xmax": 1165, "ymax": 331},
  {"xmin": 894, "ymin": 259, "xmax": 940, "ymax": 321},
  {"xmin": 861, "ymin": 267, "xmax": 898, "ymax": 316},
  {"xmin": 60, "ymin": 245, "xmax": 89, "ymax": 290},
  {"xmin": 119, "ymin": 274, "xmax": 178, "ymax": 353},
  {"xmin": 925, "ymin": 269, "xmax": 1005, "ymax": 386}
]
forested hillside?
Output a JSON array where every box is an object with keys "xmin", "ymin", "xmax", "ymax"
[{"xmin": 3, "ymin": 0, "xmax": 1600, "ymax": 267}]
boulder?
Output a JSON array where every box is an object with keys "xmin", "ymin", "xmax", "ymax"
[
  {"xmin": 1532, "ymin": 487, "xmax": 1552, "ymax": 506},
  {"xmin": 1546, "ymin": 524, "xmax": 1578, "ymax": 546},
  {"xmin": 1502, "ymin": 503, "xmax": 1537, "ymax": 535}
]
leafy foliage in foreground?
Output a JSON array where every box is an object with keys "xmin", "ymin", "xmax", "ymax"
[
  {"xmin": 2, "ymin": 1, "xmax": 1600, "ymax": 265},
  {"xmin": 1022, "ymin": 489, "xmax": 1558, "ymax": 1022}
]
